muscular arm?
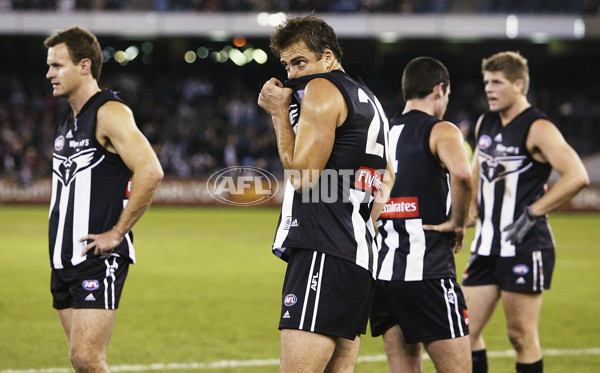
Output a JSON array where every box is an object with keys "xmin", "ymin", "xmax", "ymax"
[
  {"xmin": 259, "ymin": 77, "xmax": 344, "ymax": 190},
  {"xmin": 423, "ymin": 121, "xmax": 473, "ymax": 253},
  {"xmin": 82, "ymin": 101, "xmax": 164, "ymax": 255},
  {"xmin": 526, "ymin": 119, "xmax": 589, "ymax": 216}
]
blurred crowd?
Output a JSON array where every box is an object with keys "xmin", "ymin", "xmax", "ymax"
[
  {"xmin": 1, "ymin": 54, "xmax": 599, "ymax": 185},
  {"xmin": 3, "ymin": 0, "xmax": 600, "ymax": 14}
]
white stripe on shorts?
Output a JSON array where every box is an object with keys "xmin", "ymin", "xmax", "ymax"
[
  {"xmin": 441, "ymin": 279, "xmax": 456, "ymax": 338},
  {"xmin": 310, "ymin": 253, "xmax": 326, "ymax": 332},
  {"xmin": 299, "ymin": 251, "xmax": 317, "ymax": 329}
]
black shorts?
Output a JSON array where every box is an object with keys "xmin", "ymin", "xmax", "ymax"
[
  {"xmin": 51, "ymin": 256, "xmax": 130, "ymax": 310},
  {"xmin": 370, "ymin": 278, "xmax": 469, "ymax": 344},
  {"xmin": 461, "ymin": 250, "xmax": 554, "ymax": 293},
  {"xmin": 279, "ymin": 248, "xmax": 375, "ymax": 340}
]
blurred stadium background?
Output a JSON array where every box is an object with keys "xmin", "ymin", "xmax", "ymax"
[{"xmin": 0, "ymin": 1, "xmax": 599, "ymax": 372}]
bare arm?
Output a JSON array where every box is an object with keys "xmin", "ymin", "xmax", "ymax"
[
  {"xmin": 258, "ymin": 77, "xmax": 343, "ymax": 190},
  {"xmin": 526, "ymin": 119, "xmax": 589, "ymax": 216},
  {"xmin": 82, "ymin": 101, "xmax": 164, "ymax": 256},
  {"xmin": 423, "ymin": 121, "xmax": 473, "ymax": 253}
]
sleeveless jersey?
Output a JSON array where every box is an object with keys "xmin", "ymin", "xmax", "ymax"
[
  {"xmin": 376, "ymin": 110, "xmax": 456, "ymax": 281},
  {"xmin": 49, "ymin": 89, "xmax": 135, "ymax": 269},
  {"xmin": 471, "ymin": 107, "xmax": 555, "ymax": 257},
  {"xmin": 272, "ymin": 70, "xmax": 390, "ymax": 275}
]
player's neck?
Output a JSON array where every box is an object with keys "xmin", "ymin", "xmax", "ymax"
[
  {"xmin": 68, "ymin": 80, "xmax": 101, "ymax": 117},
  {"xmin": 403, "ymin": 98, "xmax": 435, "ymax": 117},
  {"xmin": 499, "ymin": 96, "xmax": 530, "ymax": 126}
]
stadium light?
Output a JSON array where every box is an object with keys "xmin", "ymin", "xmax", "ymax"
[{"xmin": 506, "ymin": 15, "xmax": 518, "ymax": 39}]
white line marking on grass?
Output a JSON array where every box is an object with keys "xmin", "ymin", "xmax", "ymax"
[{"xmin": 3, "ymin": 348, "xmax": 599, "ymax": 372}]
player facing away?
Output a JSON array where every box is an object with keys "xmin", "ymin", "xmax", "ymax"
[
  {"xmin": 370, "ymin": 57, "xmax": 473, "ymax": 373},
  {"xmin": 462, "ymin": 51, "xmax": 589, "ymax": 373},
  {"xmin": 258, "ymin": 15, "xmax": 394, "ymax": 372},
  {"xmin": 45, "ymin": 26, "xmax": 163, "ymax": 372}
]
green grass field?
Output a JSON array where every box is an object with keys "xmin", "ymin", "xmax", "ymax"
[{"xmin": 0, "ymin": 205, "xmax": 599, "ymax": 372}]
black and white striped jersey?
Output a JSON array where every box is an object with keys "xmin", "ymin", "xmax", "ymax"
[
  {"xmin": 471, "ymin": 107, "xmax": 555, "ymax": 257},
  {"xmin": 376, "ymin": 110, "xmax": 456, "ymax": 282},
  {"xmin": 272, "ymin": 70, "xmax": 390, "ymax": 276},
  {"xmin": 49, "ymin": 90, "xmax": 134, "ymax": 269}
]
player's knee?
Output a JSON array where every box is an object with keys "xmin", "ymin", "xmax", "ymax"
[
  {"xmin": 69, "ymin": 347, "xmax": 104, "ymax": 373},
  {"xmin": 506, "ymin": 326, "xmax": 527, "ymax": 351}
]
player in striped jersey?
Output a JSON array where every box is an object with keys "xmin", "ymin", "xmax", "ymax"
[
  {"xmin": 370, "ymin": 57, "xmax": 473, "ymax": 372},
  {"xmin": 45, "ymin": 27, "xmax": 163, "ymax": 372},
  {"xmin": 463, "ymin": 51, "xmax": 589, "ymax": 373},
  {"xmin": 258, "ymin": 15, "xmax": 393, "ymax": 372}
]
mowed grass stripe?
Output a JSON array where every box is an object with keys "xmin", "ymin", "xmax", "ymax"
[{"xmin": 2, "ymin": 348, "xmax": 600, "ymax": 373}]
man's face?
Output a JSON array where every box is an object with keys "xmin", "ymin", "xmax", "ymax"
[
  {"xmin": 279, "ymin": 41, "xmax": 328, "ymax": 80},
  {"xmin": 46, "ymin": 43, "xmax": 83, "ymax": 98},
  {"xmin": 483, "ymin": 70, "xmax": 521, "ymax": 113}
]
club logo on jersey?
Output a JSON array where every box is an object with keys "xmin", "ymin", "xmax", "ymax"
[
  {"xmin": 206, "ymin": 166, "xmax": 279, "ymax": 206},
  {"xmin": 478, "ymin": 135, "xmax": 492, "ymax": 150},
  {"xmin": 52, "ymin": 149, "xmax": 104, "ymax": 186},
  {"xmin": 284, "ymin": 294, "xmax": 297, "ymax": 307},
  {"xmin": 54, "ymin": 135, "xmax": 65, "ymax": 151},
  {"xmin": 479, "ymin": 152, "xmax": 532, "ymax": 183},
  {"xmin": 379, "ymin": 197, "xmax": 419, "ymax": 218},
  {"xmin": 82, "ymin": 279, "xmax": 100, "ymax": 291},
  {"xmin": 512, "ymin": 264, "xmax": 530, "ymax": 275},
  {"xmin": 354, "ymin": 167, "xmax": 383, "ymax": 193}
]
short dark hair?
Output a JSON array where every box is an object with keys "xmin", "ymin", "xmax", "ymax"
[
  {"xmin": 44, "ymin": 26, "xmax": 103, "ymax": 81},
  {"xmin": 269, "ymin": 15, "xmax": 343, "ymax": 62},
  {"xmin": 402, "ymin": 57, "xmax": 450, "ymax": 101}
]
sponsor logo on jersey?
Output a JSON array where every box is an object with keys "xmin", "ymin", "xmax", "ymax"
[
  {"xmin": 479, "ymin": 135, "xmax": 492, "ymax": 150},
  {"xmin": 206, "ymin": 166, "xmax": 279, "ymax": 206},
  {"xmin": 354, "ymin": 166, "xmax": 383, "ymax": 193},
  {"xmin": 379, "ymin": 197, "xmax": 419, "ymax": 218},
  {"xmin": 69, "ymin": 138, "xmax": 90, "ymax": 148},
  {"xmin": 82, "ymin": 279, "xmax": 100, "ymax": 291},
  {"xmin": 284, "ymin": 294, "xmax": 297, "ymax": 307},
  {"xmin": 512, "ymin": 264, "xmax": 530, "ymax": 275},
  {"xmin": 54, "ymin": 135, "xmax": 65, "ymax": 151}
]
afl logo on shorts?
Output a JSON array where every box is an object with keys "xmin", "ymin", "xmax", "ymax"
[
  {"xmin": 284, "ymin": 294, "xmax": 297, "ymax": 307},
  {"xmin": 82, "ymin": 279, "xmax": 100, "ymax": 291},
  {"xmin": 478, "ymin": 135, "xmax": 492, "ymax": 150},
  {"xmin": 54, "ymin": 136, "xmax": 65, "ymax": 151},
  {"xmin": 512, "ymin": 264, "xmax": 529, "ymax": 275}
]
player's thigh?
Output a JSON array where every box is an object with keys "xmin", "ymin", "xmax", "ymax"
[
  {"xmin": 280, "ymin": 329, "xmax": 336, "ymax": 372},
  {"xmin": 325, "ymin": 336, "xmax": 361, "ymax": 373},
  {"xmin": 501, "ymin": 290, "xmax": 543, "ymax": 333},
  {"xmin": 69, "ymin": 309, "xmax": 116, "ymax": 353},
  {"xmin": 425, "ymin": 336, "xmax": 471, "ymax": 373},
  {"xmin": 462, "ymin": 284, "xmax": 500, "ymax": 334}
]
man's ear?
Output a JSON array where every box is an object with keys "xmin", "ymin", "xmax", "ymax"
[
  {"xmin": 513, "ymin": 78, "xmax": 525, "ymax": 94},
  {"xmin": 433, "ymin": 82, "xmax": 444, "ymax": 98},
  {"xmin": 322, "ymin": 48, "xmax": 334, "ymax": 69},
  {"xmin": 79, "ymin": 58, "xmax": 92, "ymax": 76}
]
